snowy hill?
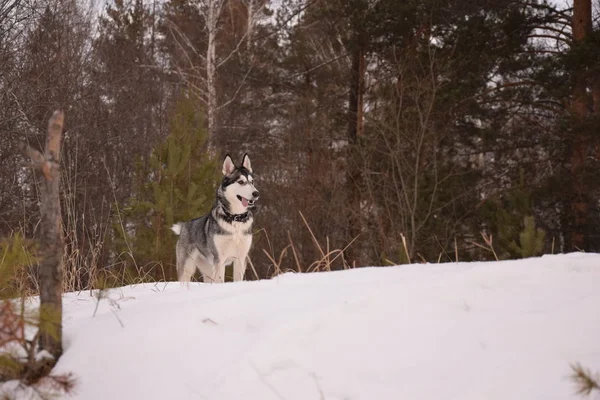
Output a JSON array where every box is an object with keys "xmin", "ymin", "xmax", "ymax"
[{"xmin": 52, "ymin": 253, "xmax": 600, "ymax": 400}]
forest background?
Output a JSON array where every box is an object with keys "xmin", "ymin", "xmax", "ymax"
[{"xmin": 2, "ymin": 0, "xmax": 599, "ymax": 289}]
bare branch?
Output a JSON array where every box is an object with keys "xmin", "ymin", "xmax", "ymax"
[
  {"xmin": 19, "ymin": 141, "xmax": 44, "ymax": 167},
  {"xmin": 45, "ymin": 110, "xmax": 63, "ymax": 163},
  {"xmin": 215, "ymin": 63, "xmax": 254, "ymax": 111}
]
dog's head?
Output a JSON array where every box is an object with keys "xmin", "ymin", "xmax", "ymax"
[{"xmin": 219, "ymin": 153, "xmax": 259, "ymax": 215}]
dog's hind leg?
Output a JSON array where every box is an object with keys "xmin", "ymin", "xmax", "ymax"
[
  {"xmin": 177, "ymin": 246, "xmax": 196, "ymax": 283},
  {"xmin": 178, "ymin": 258, "xmax": 196, "ymax": 283}
]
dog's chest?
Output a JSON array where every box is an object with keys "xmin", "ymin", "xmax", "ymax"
[{"xmin": 214, "ymin": 221, "xmax": 252, "ymax": 261}]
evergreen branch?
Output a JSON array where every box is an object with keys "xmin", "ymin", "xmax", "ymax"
[
  {"xmin": 571, "ymin": 363, "xmax": 600, "ymax": 396},
  {"xmin": 531, "ymin": 25, "xmax": 573, "ymax": 38},
  {"xmin": 526, "ymin": 2, "xmax": 573, "ymax": 20},
  {"xmin": 527, "ymin": 34, "xmax": 571, "ymax": 44},
  {"xmin": 252, "ymin": 0, "xmax": 320, "ymax": 43},
  {"xmin": 290, "ymin": 52, "xmax": 349, "ymax": 78}
]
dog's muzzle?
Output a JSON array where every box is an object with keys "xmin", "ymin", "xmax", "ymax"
[
  {"xmin": 237, "ymin": 193, "xmax": 259, "ymax": 208},
  {"xmin": 249, "ymin": 191, "xmax": 259, "ymax": 206}
]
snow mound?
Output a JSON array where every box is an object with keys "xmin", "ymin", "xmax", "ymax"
[{"xmin": 53, "ymin": 253, "xmax": 600, "ymax": 399}]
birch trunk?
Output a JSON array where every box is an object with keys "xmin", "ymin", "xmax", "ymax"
[
  {"xmin": 246, "ymin": 0, "xmax": 255, "ymax": 52},
  {"xmin": 206, "ymin": 0, "xmax": 222, "ymax": 148}
]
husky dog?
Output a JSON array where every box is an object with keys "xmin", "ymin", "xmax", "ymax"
[{"xmin": 171, "ymin": 154, "xmax": 259, "ymax": 283}]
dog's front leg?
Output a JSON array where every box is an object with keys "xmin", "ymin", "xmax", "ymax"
[
  {"xmin": 201, "ymin": 264, "xmax": 225, "ymax": 283},
  {"xmin": 215, "ymin": 264, "xmax": 225, "ymax": 283},
  {"xmin": 232, "ymin": 257, "xmax": 246, "ymax": 282}
]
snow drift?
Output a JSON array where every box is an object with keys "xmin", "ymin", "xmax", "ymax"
[{"xmin": 49, "ymin": 253, "xmax": 600, "ymax": 399}]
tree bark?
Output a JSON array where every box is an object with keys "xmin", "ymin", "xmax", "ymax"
[
  {"xmin": 346, "ymin": 38, "xmax": 365, "ymax": 266},
  {"xmin": 568, "ymin": 0, "xmax": 592, "ymax": 250},
  {"xmin": 206, "ymin": 0, "xmax": 223, "ymax": 148},
  {"xmin": 21, "ymin": 110, "xmax": 64, "ymax": 358},
  {"xmin": 245, "ymin": 0, "xmax": 255, "ymax": 52}
]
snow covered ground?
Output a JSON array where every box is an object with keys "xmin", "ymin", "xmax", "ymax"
[{"xmin": 50, "ymin": 253, "xmax": 599, "ymax": 399}]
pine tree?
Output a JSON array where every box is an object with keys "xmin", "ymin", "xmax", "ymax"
[
  {"xmin": 509, "ymin": 216, "xmax": 546, "ymax": 258},
  {"xmin": 116, "ymin": 96, "xmax": 219, "ymax": 281},
  {"xmin": 480, "ymin": 172, "xmax": 547, "ymax": 259}
]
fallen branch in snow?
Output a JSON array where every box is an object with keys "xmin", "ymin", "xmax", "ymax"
[{"xmin": 92, "ymin": 288, "xmax": 126, "ymax": 328}]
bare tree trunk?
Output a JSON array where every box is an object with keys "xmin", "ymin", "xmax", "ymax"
[
  {"xmin": 245, "ymin": 0, "xmax": 255, "ymax": 52},
  {"xmin": 568, "ymin": 0, "xmax": 592, "ymax": 250},
  {"xmin": 206, "ymin": 0, "xmax": 223, "ymax": 148},
  {"xmin": 21, "ymin": 110, "xmax": 65, "ymax": 358},
  {"xmin": 171, "ymin": 0, "xmax": 261, "ymax": 150},
  {"xmin": 346, "ymin": 39, "xmax": 365, "ymax": 266}
]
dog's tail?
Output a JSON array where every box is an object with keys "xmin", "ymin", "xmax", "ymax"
[{"xmin": 171, "ymin": 223, "xmax": 183, "ymax": 235}]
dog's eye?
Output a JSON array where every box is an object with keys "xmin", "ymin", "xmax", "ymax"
[{"xmin": 238, "ymin": 180, "xmax": 246, "ymax": 185}]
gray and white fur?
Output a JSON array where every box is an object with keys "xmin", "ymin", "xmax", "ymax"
[{"xmin": 171, "ymin": 154, "xmax": 259, "ymax": 283}]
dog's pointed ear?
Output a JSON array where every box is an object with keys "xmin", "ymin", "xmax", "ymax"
[
  {"xmin": 222, "ymin": 154, "xmax": 235, "ymax": 175},
  {"xmin": 241, "ymin": 153, "xmax": 252, "ymax": 173}
]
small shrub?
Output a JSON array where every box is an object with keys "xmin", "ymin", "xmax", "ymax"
[
  {"xmin": 0, "ymin": 300, "xmax": 76, "ymax": 399},
  {"xmin": 0, "ymin": 235, "xmax": 76, "ymax": 399},
  {"xmin": 0, "ymin": 234, "xmax": 37, "ymax": 300}
]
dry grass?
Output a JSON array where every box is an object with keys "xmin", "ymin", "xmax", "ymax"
[
  {"xmin": 55, "ymin": 156, "xmax": 170, "ymax": 294},
  {"xmin": 8, "ymin": 183, "xmax": 561, "ymax": 296},
  {"xmin": 466, "ymin": 231, "xmax": 499, "ymax": 261},
  {"xmin": 259, "ymin": 211, "xmax": 358, "ymax": 278},
  {"xmin": 4, "ymin": 230, "xmax": 170, "ymax": 299}
]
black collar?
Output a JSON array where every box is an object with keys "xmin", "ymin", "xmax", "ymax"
[{"xmin": 221, "ymin": 209, "xmax": 251, "ymax": 223}]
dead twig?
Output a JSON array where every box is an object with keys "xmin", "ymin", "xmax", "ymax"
[{"xmin": 467, "ymin": 231, "xmax": 499, "ymax": 261}]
